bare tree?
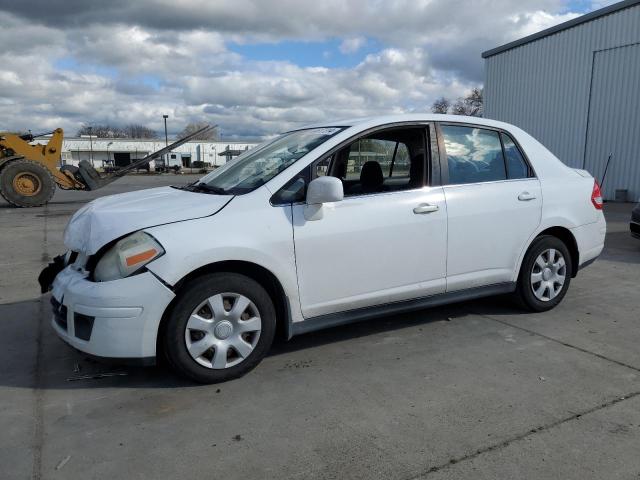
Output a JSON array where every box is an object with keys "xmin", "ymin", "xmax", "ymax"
[
  {"xmin": 76, "ymin": 123, "xmax": 157, "ymax": 138},
  {"xmin": 178, "ymin": 122, "xmax": 218, "ymax": 140},
  {"xmin": 451, "ymin": 88, "xmax": 483, "ymax": 117},
  {"xmin": 122, "ymin": 124, "xmax": 157, "ymax": 139},
  {"xmin": 431, "ymin": 97, "xmax": 450, "ymax": 114},
  {"xmin": 429, "ymin": 88, "xmax": 484, "ymax": 117},
  {"xmin": 76, "ymin": 124, "xmax": 125, "ymax": 138}
]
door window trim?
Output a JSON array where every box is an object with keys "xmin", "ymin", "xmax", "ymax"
[
  {"xmin": 271, "ymin": 122, "xmax": 439, "ymax": 205},
  {"xmin": 435, "ymin": 121, "xmax": 537, "ymax": 187}
]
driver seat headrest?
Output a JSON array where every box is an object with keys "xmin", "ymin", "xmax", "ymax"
[{"xmin": 360, "ymin": 161, "xmax": 384, "ymax": 193}]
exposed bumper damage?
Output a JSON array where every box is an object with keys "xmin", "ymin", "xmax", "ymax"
[{"xmin": 38, "ymin": 253, "xmax": 67, "ymax": 293}]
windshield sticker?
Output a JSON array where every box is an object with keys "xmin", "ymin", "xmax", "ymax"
[{"xmin": 313, "ymin": 127, "xmax": 342, "ymax": 136}]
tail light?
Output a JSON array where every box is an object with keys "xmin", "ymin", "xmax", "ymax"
[{"xmin": 591, "ymin": 180, "xmax": 603, "ymax": 210}]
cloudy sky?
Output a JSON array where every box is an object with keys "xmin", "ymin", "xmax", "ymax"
[{"xmin": 0, "ymin": 0, "xmax": 616, "ymax": 139}]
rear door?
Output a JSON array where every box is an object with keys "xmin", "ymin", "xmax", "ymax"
[{"xmin": 437, "ymin": 123, "xmax": 542, "ymax": 291}]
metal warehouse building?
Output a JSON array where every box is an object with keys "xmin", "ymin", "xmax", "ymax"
[{"xmin": 483, "ymin": 0, "xmax": 640, "ymax": 201}]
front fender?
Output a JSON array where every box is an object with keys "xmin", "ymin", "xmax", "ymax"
[{"xmin": 144, "ymin": 190, "xmax": 303, "ymax": 324}]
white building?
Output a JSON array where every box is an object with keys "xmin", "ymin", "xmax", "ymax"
[{"xmin": 51, "ymin": 137, "xmax": 258, "ymax": 170}]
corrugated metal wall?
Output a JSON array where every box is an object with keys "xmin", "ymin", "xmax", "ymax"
[
  {"xmin": 584, "ymin": 43, "xmax": 640, "ymax": 201},
  {"xmin": 484, "ymin": 4, "xmax": 640, "ymax": 200}
]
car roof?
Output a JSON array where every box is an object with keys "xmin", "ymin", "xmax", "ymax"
[{"xmin": 298, "ymin": 114, "xmax": 517, "ymax": 132}]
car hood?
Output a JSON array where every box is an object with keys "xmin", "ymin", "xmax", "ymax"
[{"xmin": 64, "ymin": 186, "xmax": 233, "ymax": 254}]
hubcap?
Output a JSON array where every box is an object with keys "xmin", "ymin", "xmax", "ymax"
[
  {"xmin": 13, "ymin": 172, "xmax": 41, "ymax": 196},
  {"xmin": 184, "ymin": 293, "xmax": 261, "ymax": 369},
  {"xmin": 530, "ymin": 248, "xmax": 566, "ymax": 302},
  {"xmin": 214, "ymin": 320, "xmax": 233, "ymax": 339}
]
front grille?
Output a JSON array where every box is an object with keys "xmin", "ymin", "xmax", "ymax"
[
  {"xmin": 74, "ymin": 313, "xmax": 95, "ymax": 341},
  {"xmin": 51, "ymin": 297, "xmax": 68, "ymax": 331}
]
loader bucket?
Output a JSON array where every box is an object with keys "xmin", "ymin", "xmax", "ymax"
[{"xmin": 77, "ymin": 160, "xmax": 116, "ymax": 190}]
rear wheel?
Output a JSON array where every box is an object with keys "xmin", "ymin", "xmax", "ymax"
[
  {"xmin": 162, "ymin": 273, "xmax": 276, "ymax": 383},
  {"xmin": 0, "ymin": 159, "xmax": 56, "ymax": 207},
  {"xmin": 515, "ymin": 235, "xmax": 572, "ymax": 312}
]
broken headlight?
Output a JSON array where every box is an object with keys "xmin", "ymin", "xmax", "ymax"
[{"xmin": 93, "ymin": 231, "xmax": 164, "ymax": 282}]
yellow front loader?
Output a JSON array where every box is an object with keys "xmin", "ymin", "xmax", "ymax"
[
  {"xmin": 0, "ymin": 129, "xmax": 86, "ymax": 207},
  {"xmin": 0, "ymin": 125, "xmax": 214, "ymax": 207}
]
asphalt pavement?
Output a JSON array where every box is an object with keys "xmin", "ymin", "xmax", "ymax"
[{"xmin": 1, "ymin": 175, "xmax": 639, "ymax": 479}]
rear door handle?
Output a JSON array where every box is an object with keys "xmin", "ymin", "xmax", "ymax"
[
  {"xmin": 413, "ymin": 203, "xmax": 439, "ymax": 214},
  {"xmin": 518, "ymin": 192, "xmax": 536, "ymax": 201}
]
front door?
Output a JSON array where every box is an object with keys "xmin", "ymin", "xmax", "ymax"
[{"xmin": 291, "ymin": 126, "xmax": 448, "ymax": 319}]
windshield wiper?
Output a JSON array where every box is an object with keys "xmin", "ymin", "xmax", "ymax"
[{"xmin": 176, "ymin": 183, "xmax": 228, "ymax": 195}]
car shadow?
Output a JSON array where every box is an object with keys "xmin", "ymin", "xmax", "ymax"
[
  {"xmin": 269, "ymin": 295, "xmax": 516, "ymax": 355},
  {"xmin": 0, "ymin": 295, "xmax": 529, "ymax": 391}
]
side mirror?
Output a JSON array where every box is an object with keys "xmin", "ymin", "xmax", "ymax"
[
  {"xmin": 306, "ymin": 176, "xmax": 343, "ymax": 205},
  {"xmin": 304, "ymin": 176, "xmax": 343, "ymax": 221}
]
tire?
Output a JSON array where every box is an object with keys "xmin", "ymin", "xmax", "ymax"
[
  {"xmin": 0, "ymin": 159, "xmax": 56, "ymax": 207},
  {"xmin": 515, "ymin": 235, "xmax": 573, "ymax": 312},
  {"xmin": 162, "ymin": 273, "xmax": 276, "ymax": 383}
]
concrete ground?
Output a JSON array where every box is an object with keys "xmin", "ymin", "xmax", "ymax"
[{"xmin": 1, "ymin": 176, "xmax": 639, "ymax": 480}]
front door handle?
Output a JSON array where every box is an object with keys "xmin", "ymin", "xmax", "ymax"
[
  {"xmin": 413, "ymin": 203, "xmax": 439, "ymax": 214},
  {"xmin": 518, "ymin": 191, "xmax": 536, "ymax": 201}
]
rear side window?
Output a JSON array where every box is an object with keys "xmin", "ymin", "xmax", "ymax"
[
  {"xmin": 441, "ymin": 125, "xmax": 506, "ymax": 185},
  {"xmin": 501, "ymin": 133, "xmax": 529, "ymax": 179}
]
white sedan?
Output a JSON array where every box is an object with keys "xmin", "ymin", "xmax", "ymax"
[{"xmin": 42, "ymin": 115, "xmax": 606, "ymax": 383}]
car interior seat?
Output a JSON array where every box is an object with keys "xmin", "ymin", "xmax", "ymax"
[{"xmin": 359, "ymin": 161, "xmax": 385, "ymax": 193}]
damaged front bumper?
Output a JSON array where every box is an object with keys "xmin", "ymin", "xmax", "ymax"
[
  {"xmin": 38, "ymin": 253, "xmax": 68, "ymax": 293},
  {"xmin": 49, "ymin": 265, "xmax": 175, "ymax": 360}
]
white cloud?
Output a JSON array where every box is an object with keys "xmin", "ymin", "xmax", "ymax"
[
  {"xmin": 509, "ymin": 11, "xmax": 580, "ymax": 38},
  {"xmin": 0, "ymin": 1, "xmax": 592, "ymax": 138},
  {"xmin": 339, "ymin": 36, "xmax": 366, "ymax": 54}
]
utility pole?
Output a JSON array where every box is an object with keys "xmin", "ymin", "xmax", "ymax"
[
  {"xmin": 106, "ymin": 141, "xmax": 113, "ymax": 169},
  {"xmin": 88, "ymin": 126, "xmax": 94, "ymax": 165},
  {"xmin": 163, "ymin": 115, "xmax": 169, "ymax": 147},
  {"xmin": 162, "ymin": 115, "xmax": 169, "ymax": 171}
]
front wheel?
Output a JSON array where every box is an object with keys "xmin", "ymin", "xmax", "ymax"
[
  {"xmin": 515, "ymin": 235, "xmax": 572, "ymax": 312},
  {"xmin": 0, "ymin": 159, "xmax": 56, "ymax": 207},
  {"xmin": 162, "ymin": 273, "xmax": 276, "ymax": 383}
]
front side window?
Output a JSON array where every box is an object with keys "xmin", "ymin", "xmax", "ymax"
[
  {"xmin": 195, "ymin": 127, "xmax": 344, "ymax": 194},
  {"xmin": 441, "ymin": 125, "xmax": 506, "ymax": 185},
  {"xmin": 341, "ymin": 139, "xmax": 409, "ymax": 180},
  {"xmin": 271, "ymin": 126, "xmax": 427, "ymax": 204},
  {"xmin": 332, "ymin": 127, "xmax": 426, "ymax": 196}
]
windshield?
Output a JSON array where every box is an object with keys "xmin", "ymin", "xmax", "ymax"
[{"xmin": 195, "ymin": 127, "xmax": 344, "ymax": 194}]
